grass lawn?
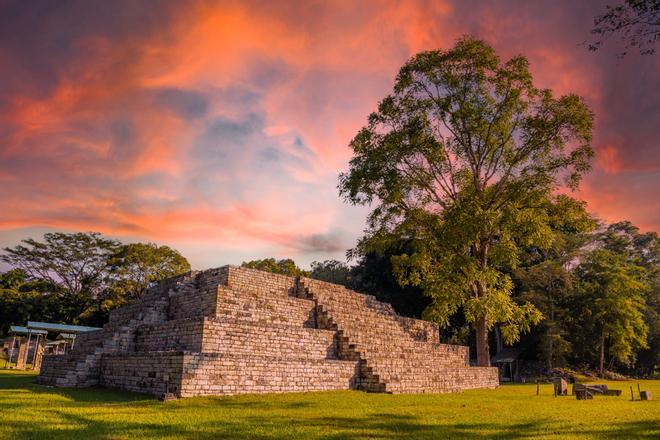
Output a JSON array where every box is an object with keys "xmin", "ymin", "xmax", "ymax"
[{"xmin": 0, "ymin": 370, "xmax": 658, "ymax": 439}]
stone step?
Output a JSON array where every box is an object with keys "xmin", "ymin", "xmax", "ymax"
[
  {"xmin": 214, "ymin": 287, "xmax": 316, "ymax": 327},
  {"xmin": 302, "ymin": 277, "xmax": 499, "ymax": 393},
  {"xmin": 135, "ymin": 318, "xmax": 339, "ymax": 360},
  {"xmin": 201, "ymin": 319, "xmax": 338, "ymax": 359},
  {"xmin": 180, "ymin": 353, "xmax": 360, "ymax": 397}
]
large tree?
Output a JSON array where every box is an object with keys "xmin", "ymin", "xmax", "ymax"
[
  {"xmin": 1, "ymin": 232, "xmax": 120, "ymax": 319},
  {"xmin": 339, "ymin": 37, "xmax": 594, "ymax": 366},
  {"xmin": 1, "ymin": 232, "xmax": 192, "ymax": 326},
  {"xmin": 107, "ymin": 242, "xmax": 191, "ymax": 300}
]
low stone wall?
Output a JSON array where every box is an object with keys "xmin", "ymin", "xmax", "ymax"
[
  {"xmin": 100, "ymin": 352, "xmax": 185, "ymax": 396},
  {"xmin": 179, "ymin": 353, "xmax": 359, "ymax": 397}
]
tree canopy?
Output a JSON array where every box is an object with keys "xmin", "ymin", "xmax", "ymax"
[
  {"xmin": 108, "ymin": 243, "xmax": 191, "ymax": 300},
  {"xmin": 576, "ymin": 249, "xmax": 650, "ymax": 374},
  {"xmin": 0, "ymin": 232, "xmax": 191, "ymax": 328},
  {"xmin": 1, "ymin": 232, "xmax": 119, "ymax": 298},
  {"xmin": 339, "ymin": 36, "xmax": 594, "ymax": 366},
  {"xmin": 241, "ymin": 258, "xmax": 309, "ymax": 277},
  {"xmin": 309, "ymin": 260, "xmax": 352, "ymax": 286}
]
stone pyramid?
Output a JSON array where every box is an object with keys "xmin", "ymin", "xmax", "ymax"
[{"xmin": 37, "ymin": 266, "xmax": 498, "ymax": 397}]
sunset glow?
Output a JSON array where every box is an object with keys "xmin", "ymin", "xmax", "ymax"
[{"xmin": 0, "ymin": 0, "xmax": 658, "ymax": 269}]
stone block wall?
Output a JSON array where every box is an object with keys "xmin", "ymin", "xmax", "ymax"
[
  {"xmin": 38, "ymin": 265, "xmax": 498, "ymax": 397},
  {"xmin": 215, "ymin": 287, "xmax": 317, "ymax": 327},
  {"xmin": 100, "ymin": 352, "xmax": 185, "ymax": 396},
  {"xmin": 135, "ymin": 319, "xmax": 205, "ymax": 352},
  {"xmin": 178, "ymin": 353, "xmax": 359, "ymax": 397}
]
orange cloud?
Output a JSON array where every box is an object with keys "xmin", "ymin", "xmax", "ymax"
[{"xmin": 0, "ymin": 0, "xmax": 657, "ymax": 270}]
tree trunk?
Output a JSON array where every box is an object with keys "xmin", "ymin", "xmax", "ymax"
[
  {"xmin": 599, "ymin": 330, "xmax": 605, "ymax": 376},
  {"xmin": 475, "ymin": 315, "xmax": 490, "ymax": 367},
  {"xmin": 547, "ymin": 303, "xmax": 555, "ymax": 371},
  {"xmin": 474, "ymin": 245, "xmax": 490, "ymax": 367}
]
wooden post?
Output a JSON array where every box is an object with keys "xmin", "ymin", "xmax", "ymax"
[
  {"xmin": 24, "ymin": 333, "xmax": 32, "ymax": 369},
  {"xmin": 630, "ymin": 386, "xmax": 634, "ymax": 401},
  {"xmin": 30, "ymin": 334, "xmax": 39, "ymax": 369},
  {"xmin": 536, "ymin": 381, "xmax": 540, "ymax": 396},
  {"xmin": 8, "ymin": 335, "xmax": 16, "ymax": 368},
  {"xmin": 637, "ymin": 383, "xmax": 641, "ymax": 399},
  {"xmin": 16, "ymin": 337, "xmax": 28, "ymax": 370}
]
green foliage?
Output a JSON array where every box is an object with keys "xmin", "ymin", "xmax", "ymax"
[
  {"xmin": 517, "ymin": 260, "xmax": 574, "ymax": 368},
  {"xmin": 514, "ymin": 195, "xmax": 598, "ymax": 368},
  {"xmin": 107, "ymin": 243, "xmax": 191, "ymax": 300},
  {"xmin": 596, "ymin": 222, "xmax": 659, "ymax": 375},
  {"xmin": 241, "ymin": 258, "xmax": 309, "ymax": 277},
  {"xmin": 1, "ymin": 232, "xmax": 119, "ymax": 297},
  {"xmin": 0, "ymin": 232, "xmax": 191, "ymax": 330},
  {"xmin": 349, "ymin": 244, "xmax": 431, "ymax": 319},
  {"xmin": 576, "ymin": 249, "xmax": 650, "ymax": 372},
  {"xmin": 0, "ymin": 269, "xmax": 63, "ymax": 335},
  {"xmin": 340, "ymin": 36, "xmax": 593, "ymax": 363},
  {"xmin": 309, "ymin": 260, "xmax": 351, "ymax": 286}
]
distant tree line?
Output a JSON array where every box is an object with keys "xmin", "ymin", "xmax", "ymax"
[{"xmin": 0, "ymin": 232, "xmax": 190, "ymax": 333}]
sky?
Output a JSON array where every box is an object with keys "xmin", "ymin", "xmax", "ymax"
[{"xmin": 0, "ymin": 0, "xmax": 658, "ymax": 270}]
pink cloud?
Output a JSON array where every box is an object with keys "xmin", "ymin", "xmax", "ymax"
[{"xmin": 0, "ymin": 0, "xmax": 657, "ymax": 270}]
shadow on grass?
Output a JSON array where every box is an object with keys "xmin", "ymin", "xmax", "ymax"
[
  {"xmin": 0, "ymin": 371, "xmax": 153, "ymax": 404},
  {"xmin": 1, "ymin": 372, "xmax": 658, "ymax": 439},
  {"xmin": 6, "ymin": 410, "xmax": 660, "ymax": 440}
]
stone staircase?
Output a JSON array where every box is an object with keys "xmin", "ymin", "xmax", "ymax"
[
  {"xmin": 37, "ymin": 273, "xmax": 193, "ymax": 387},
  {"xmin": 297, "ymin": 277, "xmax": 498, "ymax": 393}
]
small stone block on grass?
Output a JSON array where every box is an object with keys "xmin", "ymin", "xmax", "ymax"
[
  {"xmin": 640, "ymin": 391, "xmax": 652, "ymax": 401},
  {"xmin": 575, "ymin": 389, "xmax": 593, "ymax": 400}
]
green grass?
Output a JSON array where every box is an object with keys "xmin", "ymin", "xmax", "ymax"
[{"xmin": 0, "ymin": 370, "xmax": 658, "ymax": 439}]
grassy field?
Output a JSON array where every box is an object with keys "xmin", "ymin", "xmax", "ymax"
[{"xmin": 0, "ymin": 370, "xmax": 658, "ymax": 439}]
